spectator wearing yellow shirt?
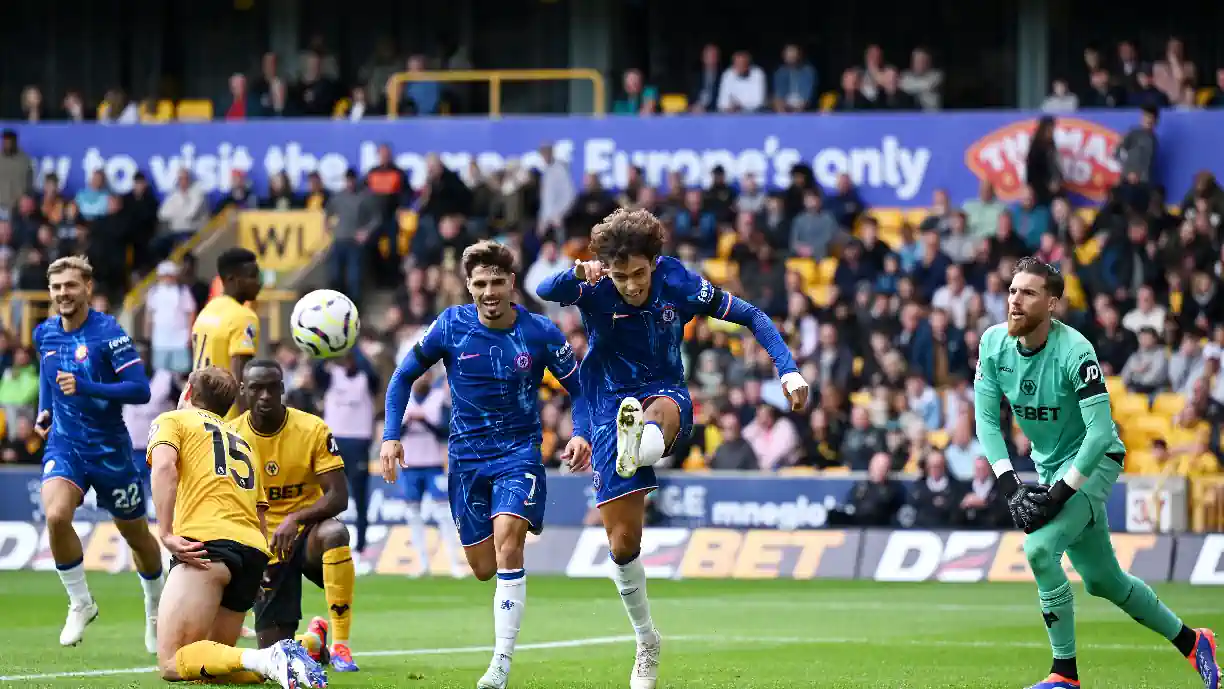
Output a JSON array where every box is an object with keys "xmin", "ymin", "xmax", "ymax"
[{"xmin": 1130, "ymin": 438, "xmax": 1221, "ymax": 477}]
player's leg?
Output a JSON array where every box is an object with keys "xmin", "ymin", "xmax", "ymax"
[
  {"xmin": 337, "ymin": 438, "xmax": 371, "ymax": 552},
  {"xmin": 303, "ymin": 518, "xmax": 358, "ymax": 672},
  {"xmin": 202, "ymin": 608, "xmax": 264, "ymax": 684},
  {"xmin": 400, "ymin": 468, "xmax": 432, "ymax": 576},
  {"xmin": 474, "ymin": 461, "xmax": 545, "ymax": 689},
  {"xmin": 162, "ymin": 541, "xmax": 324, "ymax": 688},
  {"xmin": 40, "ymin": 461, "xmax": 98, "ymax": 646},
  {"xmin": 1022, "ymin": 492, "xmax": 1096, "ymax": 688},
  {"xmin": 593, "ymin": 419, "xmax": 662, "ymax": 689},
  {"xmin": 1066, "ymin": 502, "xmax": 1220, "ymax": 687},
  {"xmin": 450, "ymin": 465, "xmax": 498, "ymax": 581},
  {"xmin": 103, "ymin": 458, "xmax": 166, "ymax": 654},
  {"xmin": 617, "ymin": 390, "xmax": 685, "ymax": 479},
  {"xmin": 113, "ymin": 516, "xmax": 166, "ymax": 654}
]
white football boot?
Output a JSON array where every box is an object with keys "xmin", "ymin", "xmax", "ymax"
[
  {"xmin": 144, "ymin": 614, "xmax": 158, "ymax": 654},
  {"xmin": 630, "ymin": 629, "xmax": 661, "ymax": 689},
  {"xmin": 59, "ymin": 599, "xmax": 99, "ymax": 646},
  {"xmin": 615, "ymin": 397, "xmax": 646, "ymax": 478},
  {"xmin": 476, "ymin": 661, "xmax": 510, "ymax": 689}
]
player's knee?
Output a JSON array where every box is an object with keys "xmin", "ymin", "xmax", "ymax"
[
  {"xmin": 1022, "ymin": 535, "xmax": 1058, "ymax": 573},
  {"xmin": 44, "ymin": 501, "xmax": 76, "ymax": 529},
  {"xmin": 158, "ymin": 653, "xmax": 180, "ymax": 681},
  {"xmin": 607, "ymin": 532, "xmax": 641, "ymax": 565},
  {"xmin": 1081, "ymin": 573, "xmax": 1127, "ymax": 602},
  {"xmin": 494, "ymin": 539, "xmax": 525, "ymax": 571},
  {"xmin": 471, "ymin": 561, "xmax": 497, "ymax": 581},
  {"xmin": 316, "ymin": 520, "xmax": 349, "ymax": 551}
]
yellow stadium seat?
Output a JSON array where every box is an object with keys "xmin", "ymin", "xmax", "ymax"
[
  {"xmin": 873, "ymin": 208, "xmax": 904, "ymax": 231},
  {"xmin": 96, "ymin": 102, "xmax": 111, "ymax": 120},
  {"xmin": 176, "ymin": 99, "xmax": 214, "ymax": 121},
  {"xmin": 778, "ymin": 466, "xmax": 818, "ymax": 476},
  {"xmin": 849, "ymin": 391, "xmax": 871, "ymax": 408},
  {"xmin": 1125, "ymin": 415, "xmax": 1171, "ymax": 447},
  {"xmin": 786, "ymin": 257, "xmax": 818, "ymax": 290},
  {"xmin": 660, "ymin": 93, "xmax": 688, "ymax": 114},
  {"xmin": 1151, "ymin": 392, "xmax": 1185, "ymax": 418},
  {"xmin": 333, "ymin": 97, "xmax": 351, "ymax": 118},
  {"xmin": 904, "ymin": 208, "xmax": 929, "ymax": 226},
  {"xmin": 1114, "ymin": 392, "xmax": 1149, "ymax": 417},
  {"xmin": 1197, "ymin": 88, "xmax": 1214, "ymax": 107},
  {"xmin": 702, "ymin": 258, "xmax": 736, "ymax": 284},
  {"xmin": 1125, "ymin": 451, "xmax": 1156, "ymax": 474},
  {"xmin": 140, "ymin": 100, "xmax": 175, "ymax": 123},
  {"xmin": 927, "ymin": 429, "xmax": 950, "ymax": 449},
  {"xmin": 852, "ymin": 356, "xmax": 864, "ymax": 376},
  {"xmin": 1169, "ymin": 426, "xmax": 1206, "ymax": 449},
  {"xmin": 878, "ymin": 227, "xmax": 902, "ymax": 249},
  {"xmin": 818, "ymin": 91, "xmax": 838, "ymax": 112},
  {"xmin": 1104, "ymin": 376, "xmax": 1124, "ymax": 399},
  {"xmin": 820, "ymin": 465, "xmax": 850, "ymax": 474},
  {"xmin": 716, "ymin": 231, "xmax": 737, "ymax": 259},
  {"xmin": 1075, "ymin": 208, "xmax": 1097, "ymax": 225},
  {"xmin": 817, "ymin": 257, "xmax": 838, "ymax": 285}
]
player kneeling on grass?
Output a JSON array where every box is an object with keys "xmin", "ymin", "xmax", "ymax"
[
  {"xmin": 148, "ymin": 366, "xmax": 327, "ymax": 688},
  {"xmin": 975, "ymin": 258, "xmax": 1220, "ymax": 689},
  {"xmin": 381, "ymin": 240, "xmax": 593, "ymax": 689},
  {"xmin": 234, "ymin": 360, "xmax": 359, "ymax": 673}
]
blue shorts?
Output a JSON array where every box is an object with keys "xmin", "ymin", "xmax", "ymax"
[
  {"xmin": 590, "ymin": 384, "xmax": 692, "ymax": 506},
  {"xmin": 399, "ymin": 466, "xmax": 447, "ymax": 502},
  {"xmin": 448, "ymin": 453, "xmax": 546, "ymax": 547},
  {"xmin": 43, "ymin": 444, "xmax": 146, "ymax": 520}
]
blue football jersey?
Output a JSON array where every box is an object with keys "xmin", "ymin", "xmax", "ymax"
[
  {"xmin": 409, "ymin": 304, "xmax": 580, "ymax": 465},
  {"xmin": 545, "ymin": 256, "xmax": 722, "ymax": 426},
  {"xmin": 35, "ymin": 310, "xmax": 141, "ymax": 456}
]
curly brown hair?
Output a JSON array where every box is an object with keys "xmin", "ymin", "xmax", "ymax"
[
  {"xmin": 588, "ymin": 208, "xmax": 666, "ymax": 264},
  {"xmin": 461, "ymin": 240, "xmax": 517, "ymax": 278}
]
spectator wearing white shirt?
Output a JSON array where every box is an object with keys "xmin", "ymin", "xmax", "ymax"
[
  {"xmin": 536, "ymin": 143, "xmax": 575, "ymax": 240},
  {"xmin": 931, "ymin": 264, "xmax": 977, "ymax": 331},
  {"xmin": 1122, "ymin": 285, "xmax": 1167, "ymax": 337},
  {"xmin": 1042, "ymin": 78, "xmax": 1080, "ymax": 113},
  {"xmin": 143, "ymin": 261, "xmax": 197, "ymax": 373},
  {"xmin": 524, "ymin": 241, "xmax": 573, "ymax": 321},
  {"xmin": 156, "ymin": 168, "xmax": 208, "ymax": 258},
  {"xmin": 717, "ymin": 51, "xmax": 767, "ymax": 113},
  {"xmin": 899, "ymin": 47, "xmax": 943, "ymax": 111}
]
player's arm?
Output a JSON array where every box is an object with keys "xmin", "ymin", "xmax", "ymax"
[
  {"xmin": 542, "ymin": 325, "xmax": 592, "ymax": 441},
  {"xmin": 228, "ymin": 314, "xmax": 259, "ymax": 410},
  {"xmin": 1046, "ymin": 350, "xmax": 1115, "ymax": 507},
  {"xmin": 78, "ymin": 331, "xmax": 151, "ymax": 404},
  {"xmin": 147, "ymin": 419, "xmax": 208, "ymax": 566},
  {"xmin": 383, "ymin": 315, "xmax": 448, "ymax": 443},
  {"xmin": 534, "ymin": 264, "xmax": 591, "ymax": 306},
  {"xmin": 297, "ymin": 432, "xmax": 349, "ymax": 526}
]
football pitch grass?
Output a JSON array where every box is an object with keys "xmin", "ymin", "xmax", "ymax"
[{"xmin": 0, "ymin": 572, "xmax": 1219, "ymax": 688}]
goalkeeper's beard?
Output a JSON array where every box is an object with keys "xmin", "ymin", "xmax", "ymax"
[{"xmin": 1007, "ymin": 311, "xmax": 1043, "ymax": 337}]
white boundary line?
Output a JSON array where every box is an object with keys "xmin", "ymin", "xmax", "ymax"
[{"xmin": 0, "ymin": 633, "xmax": 1184, "ymax": 682}]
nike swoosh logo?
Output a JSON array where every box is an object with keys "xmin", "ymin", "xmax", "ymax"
[
  {"xmin": 612, "ymin": 314, "xmax": 631, "ymax": 319},
  {"xmin": 459, "ymin": 353, "xmax": 481, "ymax": 360},
  {"xmin": 200, "ymin": 667, "xmax": 217, "ymax": 680},
  {"xmin": 44, "ymin": 351, "xmax": 56, "ymax": 358}
]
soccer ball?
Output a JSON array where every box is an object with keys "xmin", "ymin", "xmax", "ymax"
[{"xmin": 290, "ymin": 289, "xmax": 360, "ymax": 359}]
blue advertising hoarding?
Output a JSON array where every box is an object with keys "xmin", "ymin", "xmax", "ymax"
[
  {"xmin": 8, "ymin": 110, "xmax": 1224, "ymax": 207},
  {"xmin": 0, "ymin": 467, "xmax": 1129, "ymax": 531}
]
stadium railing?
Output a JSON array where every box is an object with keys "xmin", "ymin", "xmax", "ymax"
[{"xmin": 384, "ymin": 68, "xmax": 607, "ymax": 118}]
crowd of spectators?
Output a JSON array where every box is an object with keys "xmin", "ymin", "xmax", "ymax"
[{"xmin": 8, "ymin": 35, "xmax": 1224, "ymax": 123}]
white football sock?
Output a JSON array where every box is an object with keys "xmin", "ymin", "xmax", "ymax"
[
  {"xmin": 493, "ymin": 570, "xmax": 526, "ymax": 670},
  {"xmin": 639, "ymin": 423, "xmax": 667, "ymax": 468},
  {"xmin": 404, "ymin": 502, "xmax": 431, "ymax": 574},
  {"xmin": 436, "ymin": 509, "xmax": 466, "ymax": 573},
  {"xmin": 139, "ymin": 570, "xmax": 163, "ymax": 617},
  {"xmin": 240, "ymin": 648, "xmax": 271, "ymax": 677},
  {"xmin": 57, "ymin": 562, "xmax": 92, "ymax": 607},
  {"xmin": 612, "ymin": 556, "xmax": 655, "ymax": 643}
]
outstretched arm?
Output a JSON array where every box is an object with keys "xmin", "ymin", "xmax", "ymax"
[
  {"xmin": 535, "ymin": 264, "xmax": 592, "ymax": 307},
  {"xmin": 707, "ymin": 291, "xmax": 798, "ymax": 377},
  {"xmin": 76, "ymin": 361, "xmax": 153, "ymax": 404},
  {"xmin": 384, "ymin": 317, "xmax": 449, "ymax": 442}
]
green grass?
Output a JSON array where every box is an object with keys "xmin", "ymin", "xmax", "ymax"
[{"xmin": 0, "ymin": 572, "xmax": 1219, "ymax": 688}]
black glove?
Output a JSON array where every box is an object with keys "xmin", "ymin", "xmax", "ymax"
[
  {"xmin": 999, "ymin": 471, "xmax": 1051, "ymax": 534},
  {"xmin": 1028, "ymin": 479, "xmax": 1075, "ymax": 531}
]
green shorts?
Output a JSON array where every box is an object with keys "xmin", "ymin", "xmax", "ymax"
[{"xmin": 1026, "ymin": 454, "xmax": 1125, "ymax": 565}]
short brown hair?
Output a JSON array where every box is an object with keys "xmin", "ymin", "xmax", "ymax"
[
  {"xmin": 47, "ymin": 255, "xmax": 94, "ymax": 282},
  {"xmin": 588, "ymin": 208, "xmax": 666, "ymax": 264},
  {"xmin": 188, "ymin": 367, "xmax": 238, "ymax": 415},
  {"xmin": 461, "ymin": 240, "xmax": 516, "ymax": 278},
  {"xmin": 1013, "ymin": 256, "xmax": 1065, "ymax": 298}
]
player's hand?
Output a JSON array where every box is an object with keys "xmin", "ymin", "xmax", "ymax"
[
  {"xmin": 162, "ymin": 534, "xmax": 210, "ymax": 569},
  {"xmin": 269, "ymin": 516, "xmax": 299, "ymax": 561},
  {"xmin": 780, "ymin": 371, "xmax": 810, "ymax": 412},
  {"xmin": 561, "ymin": 436, "xmax": 592, "ymax": 473},
  {"xmin": 573, "ymin": 259, "xmax": 605, "ymax": 285},
  {"xmin": 34, "ymin": 410, "xmax": 51, "ymax": 439},
  {"xmin": 55, "ymin": 371, "xmax": 78, "ymax": 396},
  {"xmin": 1007, "ymin": 484, "xmax": 1050, "ymax": 534},
  {"xmin": 1030, "ymin": 479, "xmax": 1076, "ymax": 530},
  {"xmin": 379, "ymin": 440, "xmax": 404, "ymax": 483}
]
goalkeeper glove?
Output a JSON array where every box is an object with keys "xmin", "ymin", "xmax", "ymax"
[
  {"xmin": 1028, "ymin": 479, "xmax": 1075, "ymax": 531},
  {"xmin": 999, "ymin": 470, "xmax": 1051, "ymax": 534}
]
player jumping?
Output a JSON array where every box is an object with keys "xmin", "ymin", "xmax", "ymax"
[
  {"xmin": 233, "ymin": 360, "xmax": 360, "ymax": 673},
  {"xmin": 148, "ymin": 366, "xmax": 326, "ymax": 688},
  {"xmin": 535, "ymin": 208, "xmax": 808, "ymax": 689},
  {"xmin": 191, "ymin": 248, "xmax": 262, "ymax": 418},
  {"xmin": 380, "ymin": 240, "xmax": 593, "ymax": 689},
  {"xmin": 974, "ymin": 258, "xmax": 1220, "ymax": 689},
  {"xmin": 35, "ymin": 256, "xmax": 163, "ymax": 652}
]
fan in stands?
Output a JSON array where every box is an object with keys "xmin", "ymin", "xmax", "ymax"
[{"xmin": 291, "ymin": 290, "xmax": 360, "ymax": 359}]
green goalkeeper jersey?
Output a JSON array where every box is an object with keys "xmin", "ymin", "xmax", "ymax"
[{"xmin": 974, "ymin": 319, "xmax": 1125, "ymax": 488}]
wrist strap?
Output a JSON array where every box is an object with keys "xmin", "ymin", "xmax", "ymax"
[{"xmin": 997, "ymin": 470, "xmax": 1021, "ymax": 498}]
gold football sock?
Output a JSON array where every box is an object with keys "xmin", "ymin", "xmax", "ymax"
[
  {"xmin": 322, "ymin": 545, "xmax": 355, "ymax": 644},
  {"xmin": 212, "ymin": 671, "xmax": 264, "ymax": 684},
  {"xmin": 173, "ymin": 640, "xmax": 246, "ymax": 680}
]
